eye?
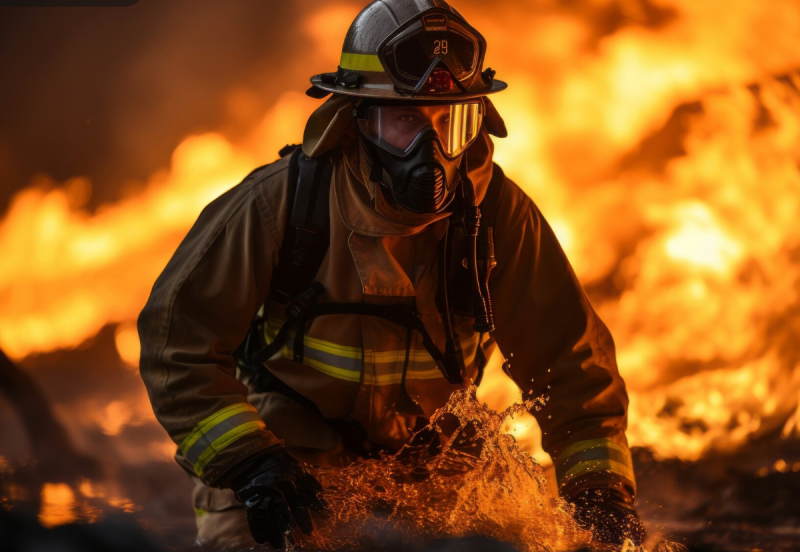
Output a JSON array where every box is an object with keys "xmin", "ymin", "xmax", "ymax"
[{"xmin": 398, "ymin": 114, "xmax": 417, "ymax": 122}]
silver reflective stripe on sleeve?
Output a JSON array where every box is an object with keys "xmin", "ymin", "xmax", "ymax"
[{"xmin": 179, "ymin": 403, "xmax": 265, "ymax": 477}]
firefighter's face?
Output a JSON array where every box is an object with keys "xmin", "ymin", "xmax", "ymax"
[
  {"xmin": 375, "ymin": 105, "xmax": 451, "ymax": 155},
  {"xmin": 359, "ymin": 102, "xmax": 483, "ymax": 159}
]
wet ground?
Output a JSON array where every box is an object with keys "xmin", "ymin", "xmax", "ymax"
[
  {"xmin": 1, "ymin": 332, "xmax": 799, "ymax": 552},
  {"xmin": 634, "ymin": 443, "xmax": 800, "ymax": 552},
  {"xmin": 2, "ymin": 438, "xmax": 798, "ymax": 552}
]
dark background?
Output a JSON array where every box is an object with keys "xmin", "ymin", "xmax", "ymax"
[{"xmin": 0, "ymin": 1, "xmax": 329, "ymax": 212}]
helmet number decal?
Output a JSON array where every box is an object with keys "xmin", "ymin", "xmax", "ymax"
[{"xmin": 433, "ymin": 40, "xmax": 449, "ymax": 55}]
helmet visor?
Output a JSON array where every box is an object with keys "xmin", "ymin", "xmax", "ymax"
[{"xmin": 358, "ymin": 101, "xmax": 484, "ymax": 158}]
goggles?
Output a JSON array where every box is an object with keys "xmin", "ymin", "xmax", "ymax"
[
  {"xmin": 357, "ymin": 101, "xmax": 484, "ymax": 158},
  {"xmin": 378, "ymin": 11, "xmax": 486, "ymax": 95}
]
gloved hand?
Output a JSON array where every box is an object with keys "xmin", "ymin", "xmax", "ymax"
[
  {"xmin": 232, "ymin": 447, "xmax": 327, "ymax": 548},
  {"xmin": 569, "ymin": 487, "xmax": 646, "ymax": 547}
]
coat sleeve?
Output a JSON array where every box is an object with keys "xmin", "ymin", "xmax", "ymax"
[
  {"xmin": 138, "ymin": 160, "xmax": 291, "ymax": 487},
  {"xmin": 489, "ymin": 174, "xmax": 636, "ymax": 498}
]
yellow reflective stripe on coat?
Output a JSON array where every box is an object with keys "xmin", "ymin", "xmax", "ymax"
[
  {"xmin": 263, "ymin": 319, "xmax": 445, "ymax": 385},
  {"xmin": 179, "ymin": 403, "xmax": 265, "ymax": 477},
  {"xmin": 554, "ymin": 438, "xmax": 635, "ymax": 486},
  {"xmin": 339, "ymin": 52, "xmax": 385, "ymax": 72}
]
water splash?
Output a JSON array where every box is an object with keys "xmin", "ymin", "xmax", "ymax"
[{"xmin": 301, "ymin": 388, "xmax": 592, "ymax": 552}]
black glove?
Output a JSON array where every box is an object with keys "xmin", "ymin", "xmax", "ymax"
[
  {"xmin": 569, "ymin": 487, "xmax": 646, "ymax": 546},
  {"xmin": 232, "ymin": 447, "xmax": 327, "ymax": 548}
]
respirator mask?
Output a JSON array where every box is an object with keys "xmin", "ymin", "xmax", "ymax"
[{"xmin": 357, "ymin": 100, "xmax": 484, "ymax": 214}]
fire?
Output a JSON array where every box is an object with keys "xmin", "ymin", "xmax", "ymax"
[
  {"xmin": 2, "ymin": 1, "xmax": 800, "ymax": 467},
  {"xmin": 36, "ymin": 480, "xmax": 141, "ymax": 528},
  {"xmin": 662, "ymin": 203, "xmax": 743, "ymax": 273},
  {"xmin": 39, "ymin": 483, "xmax": 77, "ymax": 528},
  {"xmin": 114, "ymin": 321, "xmax": 141, "ymax": 369}
]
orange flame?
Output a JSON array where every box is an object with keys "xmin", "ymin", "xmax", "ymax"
[
  {"xmin": 2, "ymin": 2, "xmax": 800, "ymax": 463},
  {"xmin": 39, "ymin": 483, "xmax": 77, "ymax": 528}
]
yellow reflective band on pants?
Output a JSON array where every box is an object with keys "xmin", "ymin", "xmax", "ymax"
[
  {"xmin": 180, "ymin": 403, "xmax": 265, "ymax": 477},
  {"xmin": 554, "ymin": 438, "xmax": 635, "ymax": 488}
]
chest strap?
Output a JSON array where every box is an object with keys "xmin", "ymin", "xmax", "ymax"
[{"xmin": 244, "ymin": 282, "xmax": 463, "ymax": 384}]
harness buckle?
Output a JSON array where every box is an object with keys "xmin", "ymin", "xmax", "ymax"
[{"xmin": 285, "ymin": 282, "xmax": 325, "ymax": 320}]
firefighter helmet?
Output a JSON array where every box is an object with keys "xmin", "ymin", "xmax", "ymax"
[{"xmin": 308, "ymin": 0, "xmax": 507, "ymax": 101}]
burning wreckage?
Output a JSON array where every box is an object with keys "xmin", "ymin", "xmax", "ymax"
[{"xmin": 2, "ymin": 1, "xmax": 800, "ymax": 551}]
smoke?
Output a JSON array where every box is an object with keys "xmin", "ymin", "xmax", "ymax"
[{"xmin": 0, "ymin": 0, "xmax": 361, "ymax": 212}]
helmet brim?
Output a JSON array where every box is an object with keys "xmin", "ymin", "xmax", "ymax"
[{"xmin": 308, "ymin": 74, "xmax": 508, "ymax": 101}]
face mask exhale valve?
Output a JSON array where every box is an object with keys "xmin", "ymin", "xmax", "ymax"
[{"xmin": 358, "ymin": 100, "xmax": 484, "ymax": 214}]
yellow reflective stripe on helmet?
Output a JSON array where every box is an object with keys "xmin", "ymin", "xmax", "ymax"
[
  {"xmin": 340, "ymin": 52, "xmax": 385, "ymax": 73},
  {"xmin": 554, "ymin": 438, "xmax": 635, "ymax": 485},
  {"xmin": 180, "ymin": 403, "xmax": 265, "ymax": 476}
]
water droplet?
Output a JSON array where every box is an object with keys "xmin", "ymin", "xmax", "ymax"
[{"xmin": 303, "ymin": 387, "xmax": 592, "ymax": 550}]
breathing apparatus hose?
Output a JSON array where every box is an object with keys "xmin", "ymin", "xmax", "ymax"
[{"xmin": 460, "ymin": 163, "xmax": 494, "ymax": 333}]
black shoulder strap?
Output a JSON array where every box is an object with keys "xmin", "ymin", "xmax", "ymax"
[{"xmin": 269, "ymin": 149, "xmax": 334, "ymax": 304}]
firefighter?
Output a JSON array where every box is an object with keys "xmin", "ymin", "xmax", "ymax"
[{"xmin": 138, "ymin": 0, "xmax": 645, "ymax": 549}]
